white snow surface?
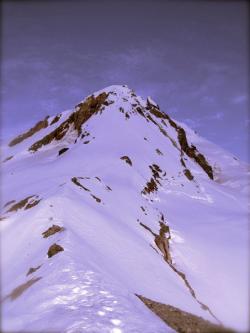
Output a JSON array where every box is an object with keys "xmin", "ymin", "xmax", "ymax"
[{"xmin": 1, "ymin": 85, "xmax": 249, "ymax": 332}]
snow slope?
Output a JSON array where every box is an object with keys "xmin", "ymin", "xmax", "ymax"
[{"xmin": 1, "ymin": 85, "xmax": 249, "ymax": 332}]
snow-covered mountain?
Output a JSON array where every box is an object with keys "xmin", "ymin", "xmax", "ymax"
[{"xmin": 1, "ymin": 85, "xmax": 249, "ymax": 333}]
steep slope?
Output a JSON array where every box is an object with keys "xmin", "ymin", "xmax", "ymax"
[{"xmin": 1, "ymin": 85, "xmax": 249, "ymax": 333}]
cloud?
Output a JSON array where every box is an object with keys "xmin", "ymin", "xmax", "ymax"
[
  {"xmin": 200, "ymin": 95, "xmax": 216, "ymax": 106},
  {"xmin": 183, "ymin": 118, "xmax": 202, "ymax": 129},
  {"xmin": 209, "ymin": 112, "xmax": 224, "ymax": 120},
  {"xmin": 231, "ymin": 95, "xmax": 247, "ymax": 104}
]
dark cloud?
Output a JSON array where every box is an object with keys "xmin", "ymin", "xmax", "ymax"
[{"xmin": 1, "ymin": 0, "xmax": 248, "ymax": 161}]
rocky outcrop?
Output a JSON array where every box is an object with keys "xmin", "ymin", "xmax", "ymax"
[
  {"xmin": 9, "ymin": 116, "xmax": 49, "ymax": 147},
  {"xmin": 177, "ymin": 128, "xmax": 214, "ymax": 180},
  {"xmin": 47, "ymin": 243, "xmax": 64, "ymax": 258},
  {"xmin": 139, "ymin": 214, "xmax": 171, "ymax": 263},
  {"xmin": 6, "ymin": 195, "xmax": 41, "ymax": 213},
  {"xmin": 29, "ymin": 93, "xmax": 109, "ymax": 152},
  {"xmin": 50, "ymin": 114, "xmax": 61, "ymax": 125},
  {"xmin": 144, "ymin": 102, "xmax": 214, "ymax": 180},
  {"xmin": 142, "ymin": 164, "xmax": 164, "ymax": 195},
  {"xmin": 136, "ymin": 295, "xmax": 234, "ymax": 333},
  {"xmin": 139, "ymin": 215, "xmax": 220, "ymax": 323},
  {"xmin": 155, "ymin": 220, "xmax": 172, "ymax": 264},
  {"xmin": 142, "ymin": 178, "xmax": 158, "ymax": 194},
  {"xmin": 25, "ymin": 197, "xmax": 41, "ymax": 210},
  {"xmin": 42, "ymin": 225, "xmax": 64, "ymax": 238}
]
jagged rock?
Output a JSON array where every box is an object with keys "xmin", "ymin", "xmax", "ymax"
[
  {"xmin": 9, "ymin": 116, "xmax": 49, "ymax": 147},
  {"xmin": 142, "ymin": 177, "xmax": 158, "ymax": 194},
  {"xmin": 50, "ymin": 114, "xmax": 61, "ymax": 125},
  {"xmin": 25, "ymin": 198, "xmax": 41, "ymax": 210},
  {"xmin": 142, "ymin": 164, "xmax": 164, "ymax": 194},
  {"xmin": 149, "ymin": 164, "xmax": 162, "ymax": 183},
  {"xmin": 29, "ymin": 92, "xmax": 109, "ymax": 152},
  {"xmin": 6, "ymin": 196, "xmax": 38, "ymax": 213},
  {"xmin": 177, "ymin": 128, "xmax": 213, "ymax": 180},
  {"xmin": 155, "ymin": 221, "xmax": 172, "ymax": 264},
  {"xmin": 148, "ymin": 106, "xmax": 167, "ymax": 119},
  {"xmin": 42, "ymin": 225, "xmax": 64, "ymax": 238},
  {"xmin": 145, "ymin": 104, "xmax": 213, "ymax": 180},
  {"xmin": 137, "ymin": 295, "xmax": 235, "ymax": 333}
]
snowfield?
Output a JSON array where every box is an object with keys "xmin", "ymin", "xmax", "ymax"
[{"xmin": 1, "ymin": 85, "xmax": 249, "ymax": 332}]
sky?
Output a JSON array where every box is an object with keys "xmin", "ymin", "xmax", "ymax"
[{"xmin": 1, "ymin": 0, "xmax": 249, "ymax": 161}]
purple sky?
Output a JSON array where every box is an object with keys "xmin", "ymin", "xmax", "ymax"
[{"xmin": 1, "ymin": 0, "xmax": 249, "ymax": 161}]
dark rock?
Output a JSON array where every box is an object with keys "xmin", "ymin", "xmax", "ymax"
[
  {"xmin": 42, "ymin": 224, "xmax": 65, "ymax": 238},
  {"xmin": 58, "ymin": 147, "xmax": 69, "ymax": 156},
  {"xmin": 142, "ymin": 178, "xmax": 158, "ymax": 194},
  {"xmin": 29, "ymin": 93, "xmax": 108, "ymax": 152},
  {"xmin": 25, "ymin": 198, "xmax": 41, "ymax": 210},
  {"xmin": 136, "ymin": 295, "xmax": 235, "ymax": 333},
  {"xmin": 7, "ymin": 196, "xmax": 35, "ymax": 213},
  {"xmin": 184, "ymin": 169, "xmax": 194, "ymax": 181},
  {"xmin": 177, "ymin": 127, "xmax": 213, "ymax": 180},
  {"xmin": 91, "ymin": 194, "xmax": 101, "ymax": 203},
  {"xmin": 71, "ymin": 177, "xmax": 90, "ymax": 191},
  {"xmin": 120, "ymin": 156, "xmax": 132, "ymax": 166},
  {"xmin": 9, "ymin": 116, "xmax": 49, "ymax": 147},
  {"xmin": 47, "ymin": 243, "xmax": 64, "ymax": 258},
  {"xmin": 50, "ymin": 114, "xmax": 61, "ymax": 125}
]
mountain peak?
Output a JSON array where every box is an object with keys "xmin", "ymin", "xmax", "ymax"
[
  {"xmin": 5, "ymin": 85, "xmax": 215, "ymax": 180},
  {"xmin": 93, "ymin": 84, "xmax": 131, "ymax": 94}
]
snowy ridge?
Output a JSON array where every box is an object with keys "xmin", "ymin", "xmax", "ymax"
[{"xmin": 1, "ymin": 85, "xmax": 249, "ymax": 332}]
